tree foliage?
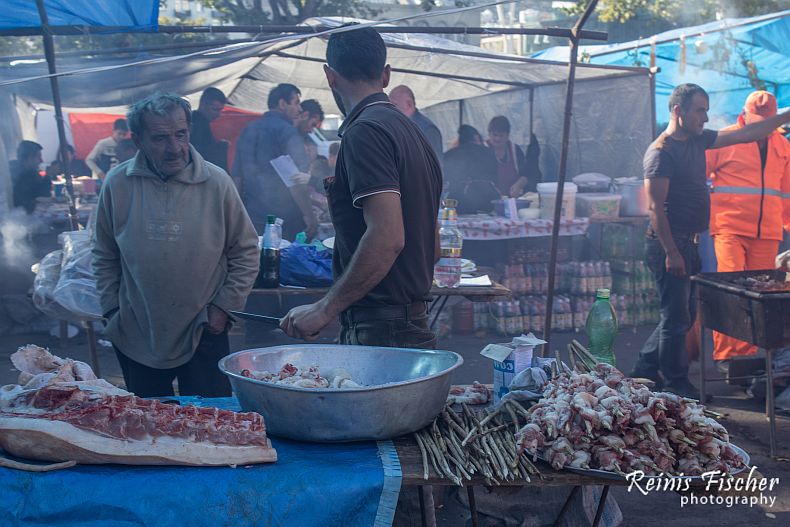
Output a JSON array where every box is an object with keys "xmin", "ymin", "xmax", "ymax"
[
  {"xmin": 564, "ymin": 0, "xmax": 785, "ymax": 24},
  {"xmin": 199, "ymin": 0, "xmax": 380, "ymax": 26},
  {"xmin": 0, "ymin": 16, "xmax": 223, "ymax": 59}
]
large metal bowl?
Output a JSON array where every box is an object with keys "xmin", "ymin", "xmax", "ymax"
[{"xmin": 218, "ymin": 345, "xmax": 464, "ymax": 442}]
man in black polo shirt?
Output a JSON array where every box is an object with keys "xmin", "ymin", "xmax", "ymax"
[
  {"xmin": 633, "ymin": 83, "xmax": 790, "ymax": 399},
  {"xmin": 281, "ymin": 27, "xmax": 442, "ymax": 350}
]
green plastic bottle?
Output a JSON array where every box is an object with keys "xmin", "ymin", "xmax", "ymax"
[{"xmin": 584, "ymin": 288, "xmax": 618, "ymax": 366}]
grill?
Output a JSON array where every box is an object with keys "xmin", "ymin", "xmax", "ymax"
[
  {"xmin": 693, "ymin": 270, "xmax": 790, "ymax": 349},
  {"xmin": 691, "ymin": 269, "xmax": 790, "ymax": 458}
]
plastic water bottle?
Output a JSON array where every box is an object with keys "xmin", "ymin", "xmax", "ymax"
[
  {"xmin": 434, "ymin": 199, "xmax": 463, "ymax": 288},
  {"xmin": 255, "ymin": 214, "xmax": 281, "ymax": 289},
  {"xmin": 584, "ymin": 288, "xmax": 618, "ymax": 365}
]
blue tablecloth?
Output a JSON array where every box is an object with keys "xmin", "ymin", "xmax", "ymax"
[{"xmin": 0, "ymin": 397, "xmax": 402, "ymax": 527}]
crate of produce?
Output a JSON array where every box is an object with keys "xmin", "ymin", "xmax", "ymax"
[{"xmin": 575, "ymin": 193, "xmax": 622, "ymax": 220}]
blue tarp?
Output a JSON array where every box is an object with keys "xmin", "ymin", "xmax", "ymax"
[
  {"xmin": 531, "ymin": 11, "xmax": 790, "ymax": 125},
  {"xmin": 2, "ymin": 1, "xmax": 159, "ymax": 32},
  {"xmin": 0, "ymin": 397, "xmax": 401, "ymax": 527}
]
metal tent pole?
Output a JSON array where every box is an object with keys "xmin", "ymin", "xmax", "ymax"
[
  {"xmin": 541, "ymin": 0, "xmax": 600, "ymax": 356},
  {"xmin": 34, "ymin": 0, "xmax": 78, "ymax": 232},
  {"xmin": 0, "ymin": 24, "xmax": 609, "ymax": 41}
]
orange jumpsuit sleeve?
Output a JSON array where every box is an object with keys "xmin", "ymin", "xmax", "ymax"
[
  {"xmin": 782, "ymin": 138, "xmax": 790, "ymax": 233},
  {"xmin": 706, "ymin": 147, "xmax": 720, "ymax": 184}
]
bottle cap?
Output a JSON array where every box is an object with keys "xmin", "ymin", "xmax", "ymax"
[
  {"xmin": 596, "ymin": 288, "xmax": 610, "ymax": 299},
  {"xmin": 266, "ymin": 214, "xmax": 276, "ymax": 224}
]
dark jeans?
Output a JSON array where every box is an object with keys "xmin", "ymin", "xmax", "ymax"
[
  {"xmin": 636, "ymin": 236, "xmax": 701, "ymax": 383},
  {"xmin": 338, "ymin": 314, "xmax": 437, "ymax": 350},
  {"xmin": 114, "ymin": 329, "xmax": 232, "ymax": 398}
]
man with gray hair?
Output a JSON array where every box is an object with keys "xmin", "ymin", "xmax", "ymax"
[{"xmin": 93, "ymin": 92, "xmax": 259, "ymax": 397}]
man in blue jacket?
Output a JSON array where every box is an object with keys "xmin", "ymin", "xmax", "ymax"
[{"xmin": 232, "ymin": 83, "xmax": 317, "ymax": 240}]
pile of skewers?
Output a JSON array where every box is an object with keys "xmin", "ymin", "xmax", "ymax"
[
  {"xmin": 515, "ymin": 342, "xmax": 746, "ymax": 476},
  {"xmin": 413, "ymin": 403, "xmax": 542, "ymax": 486}
]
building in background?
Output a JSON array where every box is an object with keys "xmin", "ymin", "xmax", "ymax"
[{"xmin": 161, "ymin": 0, "xmax": 225, "ymax": 25}]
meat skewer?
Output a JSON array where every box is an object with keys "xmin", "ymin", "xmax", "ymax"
[{"xmin": 514, "ymin": 362, "xmax": 746, "ymax": 477}]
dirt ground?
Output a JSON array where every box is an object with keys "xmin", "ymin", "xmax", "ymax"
[{"xmin": 1, "ymin": 320, "xmax": 788, "ymax": 526}]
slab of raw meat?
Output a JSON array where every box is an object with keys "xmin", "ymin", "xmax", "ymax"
[{"xmin": 1, "ymin": 346, "xmax": 277, "ymax": 466}]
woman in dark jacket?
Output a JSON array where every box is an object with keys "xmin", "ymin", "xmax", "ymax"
[{"xmin": 486, "ymin": 116, "xmax": 542, "ymax": 197}]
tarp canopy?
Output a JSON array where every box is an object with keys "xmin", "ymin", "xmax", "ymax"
[
  {"xmin": 1, "ymin": 0, "xmax": 159, "ymax": 32},
  {"xmin": 0, "ymin": 18, "xmax": 655, "ymax": 205},
  {"xmin": 531, "ymin": 10, "xmax": 790, "ymax": 126}
]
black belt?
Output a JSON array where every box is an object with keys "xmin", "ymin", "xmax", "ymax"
[
  {"xmin": 646, "ymin": 227, "xmax": 699, "ymax": 243},
  {"xmin": 342, "ymin": 302, "xmax": 428, "ymax": 324}
]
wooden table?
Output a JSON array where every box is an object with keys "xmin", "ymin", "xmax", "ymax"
[
  {"xmin": 394, "ymin": 428, "xmax": 761, "ymax": 527},
  {"xmin": 393, "ymin": 435, "xmax": 624, "ymax": 527}
]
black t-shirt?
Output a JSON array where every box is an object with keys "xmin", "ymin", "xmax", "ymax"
[
  {"xmin": 328, "ymin": 93, "xmax": 442, "ymax": 307},
  {"xmin": 643, "ymin": 129, "xmax": 718, "ymax": 234},
  {"xmin": 12, "ymin": 168, "xmax": 51, "ymax": 213},
  {"xmin": 191, "ymin": 110, "xmax": 228, "ymax": 171}
]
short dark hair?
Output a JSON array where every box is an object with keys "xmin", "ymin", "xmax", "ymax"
[
  {"xmin": 327, "ymin": 25, "xmax": 387, "ymax": 82},
  {"xmin": 668, "ymin": 83, "xmax": 708, "ymax": 113},
  {"xmin": 488, "ymin": 116, "xmax": 511, "ymax": 134},
  {"xmin": 200, "ymin": 87, "xmax": 226, "ymax": 106},
  {"xmin": 17, "ymin": 140, "xmax": 42, "ymax": 161},
  {"xmin": 458, "ymin": 124, "xmax": 481, "ymax": 145},
  {"xmin": 127, "ymin": 93, "xmax": 192, "ymax": 136},
  {"xmin": 113, "ymin": 118, "xmax": 129, "ymax": 132},
  {"xmin": 267, "ymin": 83, "xmax": 300, "ymax": 110},
  {"xmin": 300, "ymin": 99, "xmax": 324, "ymax": 120}
]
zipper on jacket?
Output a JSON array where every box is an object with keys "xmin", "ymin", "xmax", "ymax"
[{"xmin": 756, "ymin": 142, "xmax": 767, "ymax": 239}]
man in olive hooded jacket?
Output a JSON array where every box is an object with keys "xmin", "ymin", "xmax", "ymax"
[{"xmin": 93, "ymin": 93, "xmax": 259, "ymax": 397}]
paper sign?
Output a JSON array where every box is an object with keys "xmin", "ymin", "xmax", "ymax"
[
  {"xmin": 459, "ymin": 275, "xmax": 492, "ymax": 287},
  {"xmin": 270, "ymin": 155, "xmax": 301, "ymax": 188}
]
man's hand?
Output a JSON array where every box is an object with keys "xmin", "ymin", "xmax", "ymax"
[
  {"xmin": 509, "ymin": 176, "xmax": 529, "ymax": 198},
  {"xmin": 303, "ymin": 213, "xmax": 318, "ymax": 241},
  {"xmin": 280, "ymin": 302, "xmax": 334, "ymax": 341},
  {"xmin": 665, "ymin": 250, "xmax": 686, "ymax": 277},
  {"xmin": 293, "ymin": 172, "xmax": 311, "ymax": 185},
  {"xmin": 206, "ymin": 304, "xmax": 229, "ymax": 334},
  {"xmin": 776, "ymin": 250, "xmax": 790, "ymax": 272}
]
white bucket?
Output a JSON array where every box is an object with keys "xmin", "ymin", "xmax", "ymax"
[{"xmin": 537, "ymin": 182, "xmax": 577, "ymax": 220}]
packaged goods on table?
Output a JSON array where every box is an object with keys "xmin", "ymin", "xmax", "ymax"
[{"xmin": 575, "ymin": 193, "xmax": 622, "ymax": 219}]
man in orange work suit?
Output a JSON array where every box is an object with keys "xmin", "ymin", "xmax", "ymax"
[{"xmin": 706, "ymin": 91, "xmax": 790, "ymax": 367}]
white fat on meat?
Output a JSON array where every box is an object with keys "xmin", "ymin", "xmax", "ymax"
[
  {"xmin": 0, "ymin": 385, "xmax": 277, "ymax": 466},
  {"xmin": 11, "ymin": 345, "xmax": 64, "ymax": 377},
  {"xmin": 0, "ymin": 418, "xmax": 276, "ymax": 466},
  {"xmin": 2, "ymin": 346, "xmax": 277, "ymax": 466}
]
